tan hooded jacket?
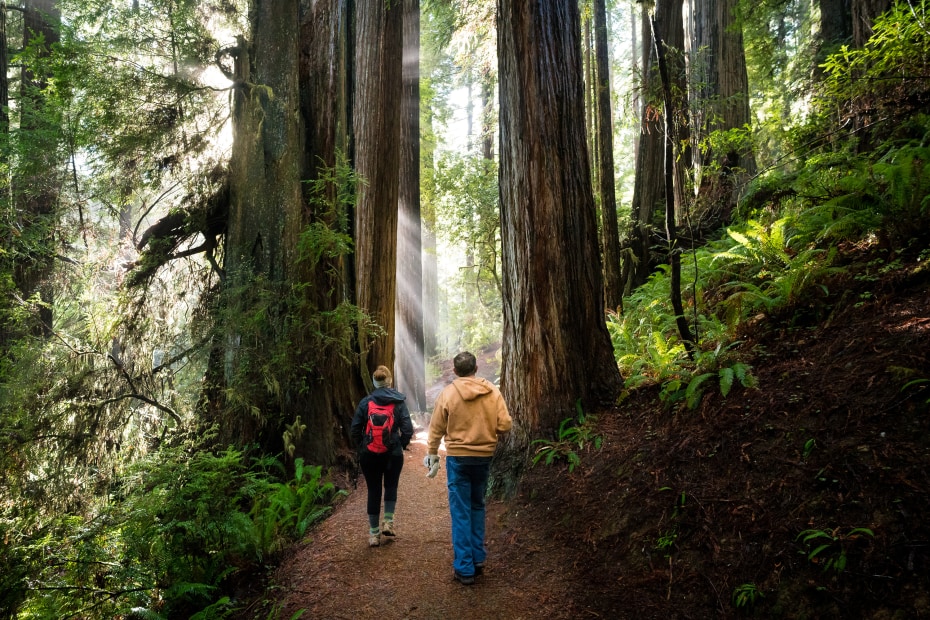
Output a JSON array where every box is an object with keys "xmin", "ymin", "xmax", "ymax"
[{"xmin": 427, "ymin": 375, "xmax": 513, "ymax": 457}]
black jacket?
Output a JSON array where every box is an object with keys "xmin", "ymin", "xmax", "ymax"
[{"xmin": 350, "ymin": 387, "xmax": 414, "ymax": 456}]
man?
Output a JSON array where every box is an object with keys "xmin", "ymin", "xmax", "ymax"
[{"xmin": 425, "ymin": 351, "xmax": 513, "ymax": 585}]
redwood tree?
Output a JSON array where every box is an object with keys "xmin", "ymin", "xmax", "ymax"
[
  {"xmin": 687, "ymin": 0, "xmax": 756, "ymax": 224},
  {"xmin": 495, "ymin": 0, "xmax": 622, "ymax": 491},
  {"xmin": 214, "ymin": 0, "xmax": 368, "ymax": 463},
  {"xmin": 594, "ymin": 0, "xmax": 623, "ymax": 310},
  {"xmin": 354, "ymin": 0, "xmax": 404, "ymax": 376},
  {"xmin": 396, "ymin": 0, "xmax": 427, "ymax": 413}
]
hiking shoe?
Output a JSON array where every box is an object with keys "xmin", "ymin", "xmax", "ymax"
[
  {"xmin": 368, "ymin": 532, "xmax": 380, "ymax": 547},
  {"xmin": 453, "ymin": 571, "xmax": 475, "ymax": 586},
  {"xmin": 474, "ymin": 561, "xmax": 485, "ymax": 575},
  {"xmin": 381, "ymin": 520, "xmax": 396, "ymax": 537}
]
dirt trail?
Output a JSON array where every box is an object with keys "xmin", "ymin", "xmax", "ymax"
[{"xmin": 272, "ymin": 432, "xmax": 577, "ymax": 620}]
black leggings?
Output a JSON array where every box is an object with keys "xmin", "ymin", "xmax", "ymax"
[{"xmin": 359, "ymin": 451, "xmax": 404, "ymax": 516}]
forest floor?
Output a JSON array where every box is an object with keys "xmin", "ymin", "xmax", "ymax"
[{"xmin": 244, "ymin": 249, "xmax": 930, "ymax": 619}]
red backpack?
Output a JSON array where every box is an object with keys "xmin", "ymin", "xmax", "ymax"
[{"xmin": 364, "ymin": 401, "xmax": 396, "ymax": 454}]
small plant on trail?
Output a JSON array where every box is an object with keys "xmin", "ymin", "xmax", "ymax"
[
  {"xmin": 797, "ymin": 526, "xmax": 875, "ymax": 573},
  {"xmin": 531, "ymin": 401, "xmax": 602, "ymax": 473},
  {"xmin": 732, "ymin": 582, "xmax": 764, "ymax": 610},
  {"xmin": 655, "ymin": 527, "xmax": 678, "ymax": 555},
  {"xmin": 802, "ymin": 437, "xmax": 816, "ymax": 459}
]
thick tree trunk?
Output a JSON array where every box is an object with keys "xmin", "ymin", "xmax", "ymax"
[
  {"xmin": 217, "ymin": 0, "xmax": 366, "ymax": 464},
  {"xmin": 623, "ymin": 3, "xmax": 668, "ymax": 295},
  {"xmin": 297, "ymin": 0, "xmax": 368, "ymax": 460},
  {"xmin": 495, "ymin": 0, "xmax": 623, "ymax": 495},
  {"xmin": 652, "ymin": 5, "xmax": 695, "ymax": 355},
  {"xmin": 594, "ymin": 0, "xmax": 623, "ymax": 311},
  {"xmin": 354, "ymin": 0, "xmax": 403, "ymax": 376},
  {"xmin": 396, "ymin": 0, "xmax": 427, "ymax": 413},
  {"xmin": 687, "ymin": 0, "xmax": 755, "ymax": 226},
  {"xmin": 223, "ymin": 0, "xmax": 304, "ymax": 452}
]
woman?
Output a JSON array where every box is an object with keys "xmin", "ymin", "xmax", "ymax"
[{"xmin": 350, "ymin": 365, "xmax": 414, "ymax": 547}]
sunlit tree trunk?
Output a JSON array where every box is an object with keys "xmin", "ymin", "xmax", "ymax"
[
  {"xmin": 623, "ymin": 2, "xmax": 666, "ymax": 295},
  {"xmin": 354, "ymin": 0, "xmax": 403, "ymax": 376},
  {"xmin": 688, "ymin": 0, "xmax": 755, "ymax": 225},
  {"xmin": 652, "ymin": 1, "xmax": 695, "ymax": 355},
  {"xmin": 222, "ymin": 0, "xmax": 303, "ymax": 451},
  {"xmin": 480, "ymin": 66, "xmax": 494, "ymax": 161},
  {"xmin": 422, "ymin": 221, "xmax": 438, "ymax": 360},
  {"xmin": 298, "ymin": 0, "xmax": 368, "ymax": 460},
  {"xmin": 594, "ymin": 0, "xmax": 622, "ymax": 310},
  {"xmin": 215, "ymin": 0, "xmax": 366, "ymax": 463},
  {"xmin": 495, "ymin": 0, "xmax": 623, "ymax": 495},
  {"xmin": 396, "ymin": 0, "xmax": 427, "ymax": 413}
]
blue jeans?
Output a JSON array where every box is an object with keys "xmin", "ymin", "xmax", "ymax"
[{"xmin": 445, "ymin": 455, "xmax": 492, "ymax": 576}]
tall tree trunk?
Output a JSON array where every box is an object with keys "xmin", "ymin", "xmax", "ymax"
[
  {"xmin": 818, "ymin": 0, "xmax": 852, "ymax": 73},
  {"xmin": 630, "ymin": 0, "xmax": 640, "ymax": 157},
  {"xmin": 0, "ymin": 2, "xmax": 7, "ymax": 138},
  {"xmin": 584, "ymin": 11, "xmax": 598, "ymax": 191},
  {"xmin": 215, "ymin": 0, "xmax": 366, "ymax": 464},
  {"xmin": 15, "ymin": 0, "xmax": 61, "ymax": 338},
  {"xmin": 222, "ymin": 0, "xmax": 304, "ymax": 453},
  {"xmin": 481, "ymin": 66, "xmax": 494, "ymax": 161},
  {"xmin": 354, "ymin": 0, "xmax": 403, "ymax": 376},
  {"xmin": 594, "ymin": 0, "xmax": 622, "ymax": 310},
  {"xmin": 396, "ymin": 0, "xmax": 427, "ymax": 413},
  {"xmin": 422, "ymin": 220, "xmax": 438, "ymax": 360},
  {"xmin": 623, "ymin": 3, "xmax": 667, "ymax": 295},
  {"xmin": 297, "ymin": 0, "xmax": 368, "ymax": 461},
  {"xmin": 848, "ymin": 0, "xmax": 891, "ymax": 151},
  {"xmin": 652, "ymin": 3, "xmax": 695, "ymax": 355},
  {"xmin": 495, "ymin": 0, "xmax": 623, "ymax": 495},
  {"xmin": 688, "ymin": 0, "xmax": 755, "ymax": 228}
]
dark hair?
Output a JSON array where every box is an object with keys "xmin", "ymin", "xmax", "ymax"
[{"xmin": 453, "ymin": 351, "xmax": 477, "ymax": 377}]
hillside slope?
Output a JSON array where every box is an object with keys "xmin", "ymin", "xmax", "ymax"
[{"xmin": 504, "ymin": 255, "xmax": 930, "ymax": 618}]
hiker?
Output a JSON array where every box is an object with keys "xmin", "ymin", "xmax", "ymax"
[
  {"xmin": 351, "ymin": 365, "xmax": 414, "ymax": 547},
  {"xmin": 425, "ymin": 351, "xmax": 513, "ymax": 585}
]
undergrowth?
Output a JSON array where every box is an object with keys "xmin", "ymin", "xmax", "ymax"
[
  {"xmin": 0, "ymin": 441, "xmax": 344, "ymax": 619},
  {"xmin": 610, "ymin": 114, "xmax": 930, "ymax": 410}
]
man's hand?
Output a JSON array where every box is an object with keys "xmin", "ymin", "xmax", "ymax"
[{"xmin": 423, "ymin": 454, "xmax": 440, "ymax": 478}]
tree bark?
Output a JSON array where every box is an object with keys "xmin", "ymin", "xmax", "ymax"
[
  {"xmin": 396, "ymin": 0, "xmax": 427, "ymax": 413},
  {"xmin": 687, "ymin": 0, "xmax": 755, "ymax": 227},
  {"xmin": 851, "ymin": 0, "xmax": 891, "ymax": 48},
  {"xmin": 214, "ymin": 0, "xmax": 366, "ymax": 464},
  {"xmin": 297, "ymin": 0, "xmax": 368, "ymax": 461},
  {"xmin": 354, "ymin": 0, "xmax": 403, "ymax": 376},
  {"xmin": 624, "ymin": 1, "xmax": 673, "ymax": 295},
  {"xmin": 0, "ymin": 2, "xmax": 7, "ymax": 137},
  {"xmin": 652, "ymin": 5, "xmax": 695, "ymax": 355},
  {"xmin": 222, "ymin": 0, "xmax": 304, "ymax": 452},
  {"xmin": 594, "ymin": 0, "xmax": 623, "ymax": 310},
  {"xmin": 495, "ymin": 0, "xmax": 623, "ymax": 495}
]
